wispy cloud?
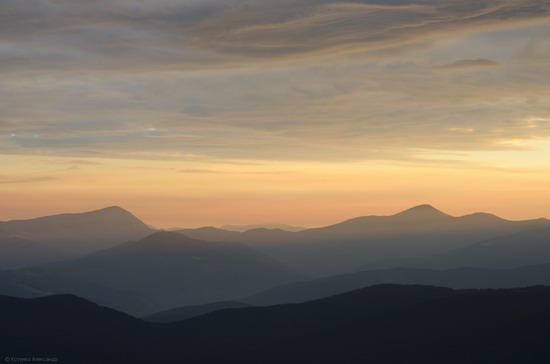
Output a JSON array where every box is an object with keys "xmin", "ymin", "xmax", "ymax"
[
  {"xmin": 1, "ymin": 1, "xmax": 550, "ymax": 164},
  {"xmin": 68, "ymin": 159, "xmax": 103, "ymax": 165},
  {"xmin": 0, "ymin": 0, "xmax": 548, "ymax": 71},
  {"xmin": 0, "ymin": 175, "xmax": 56, "ymax": 184},
  {"xmin": 434, "ymin": 59, "xmax": 501, "ymax": 70},
  {"xmin": 178, "ymin": 168, "xmax": 221, "ymax": 174}
]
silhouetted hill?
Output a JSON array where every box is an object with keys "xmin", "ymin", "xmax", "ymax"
[
  {"xmin": 245, "ymin": 263, "xmax": 550, "ymax": 305},
  {"xmin": 0, "ymin": 221, "xmax": 16, "ymax": 239},
  {"xmin": 176, "ymin": 285, "xmax": 456, "ymax": 344},
  {"xmin": 0, "ymin": 294, "xmax": 159, "ymax": 363},
  {"xmin": 0, "ymin": 237, "xmax": 71, "ymax": 269},
  {"xmin": 221, "ymin": 224, "xmax": 306, "ymax": 232},
  {"xmin": 247, "ymin": 286, "xmax": 550, "ymax": 364},
  {"xmin": 0, "ymin": 268, "xmax": 158, "ymax": 316},
  {"xmin": 144, "ymin": 301, "xmax": 252, "ymax": 323},
  {"xmin": 0, "ymin": 285, "xmax": 456, "ymax": 363},
  {"xmin": 414, "ymin": 226, "xmax": 550, "ymax": 269},
  {"xmin": 178, "ymin": 205, "xmax": 550, "ymax": 276},
  {"xmin": 4, "ymin": 285, "xmax": 550, "ymax": 363},
  {"xmin": 1, "ymin": 206, "xmax": 155, "ymax": 256},
  {"xmin": 394, "ymin": 204, "xmax": 452, "ymax": 218},
  {"xmin": 44, "ymin": 231, "xmax": 304, "ymax": 310}
]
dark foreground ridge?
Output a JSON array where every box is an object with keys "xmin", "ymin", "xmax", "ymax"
[
  {"xmin": 2, "ymin": 284, "xmax": 550, "ymax": 363},
  {"xmin": 244, "ymin": 262, "xmax": 550, "ymax": 306},
  {"xmin": 144, "ymin": 300, "xmax": 252, "ymax": 323}
]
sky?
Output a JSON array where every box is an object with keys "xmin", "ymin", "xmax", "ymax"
[{"xmin": 1, "ymin": 0, "xmax": 550, "ymax": 228}]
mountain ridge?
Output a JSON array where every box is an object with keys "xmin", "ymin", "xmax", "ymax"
[
  {"xmin": 3, "ymin": 285, "xmax": 550, "ymax": 363},
  {"xmin": 0, "ymin": 267, "xmax": 158, "ymax": 316},
  {"xmin": 177, "ymin": 205, "xmax": 550, "ymax": 276},
  {"xmin": 42, "ymin": 231, "xmax": 304, "ymax": 310},
  {"xmin": 0, "ymin": 206, "xmax": 155, "ymax": 262},
  {"xmin": 244, "ymin": 262, "xmax": 550, "ymax": 306}
]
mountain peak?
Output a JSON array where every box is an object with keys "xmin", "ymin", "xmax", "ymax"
[
  {"xmin": 100, "ymin": 205, "xmax": 126, "ymax": 211},
  {"xmin": 395, "ymin": 204, "xmax": 450, "ymax": 218},
  {"xmin": 80, "ymin": 206, "xmax": 151, "ymax": 226},
  {"xmin": 93, "ymin": 206, "xmax": 133, "ymax": 216},
  {"xmin": 3, "ymin": 206, "xmax": 154, "ymax": 255}
]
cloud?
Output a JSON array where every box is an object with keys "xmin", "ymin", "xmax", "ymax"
[
  {"xmin": 0, "ymin": 0, "xmax": 549, "ymax": 72},
  {"xmin": 1, "ymin": 1, "xmax": 550, "ymax": 164},
  {"xmin": 0, "ymin": 175, "xmax": 57, "ymax": 184},
  {"xmin": 0, "ymin": 120, "xmax": 17, "ymax": 128},
  {"xmin": 178, "ymin": 168, "xmax": 221, "ymax": 174},
  {"xmin": 68, "ymin": 159, "xmax": 103, "ymax": 165},
  {"xmin": 434, "ymin": 58, "xmax": 501, "ymax": 70}
]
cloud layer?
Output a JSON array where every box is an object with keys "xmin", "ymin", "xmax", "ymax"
[
  {"xmin": 1, "ymin": 0, "xmax": 550, "ymax": 163},
  {"xmin": 1, "ymin": 0, "xmax": 549, "ymax": 70}
]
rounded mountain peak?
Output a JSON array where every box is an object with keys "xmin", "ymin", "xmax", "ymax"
[{"xmin": 395, "ymin": 204, "xmax": 451, "ymax": 218}]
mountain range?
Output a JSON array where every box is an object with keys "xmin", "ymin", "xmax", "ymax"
[
  {"xmin": 409, "ymin": 226, "xmax": 550, "ymax": 269},
  {"xmin": 177, "ymin": 204, "xmax": 550, "ymax": 276},
  {"xmin": 3, "ymin": 204, "xmax": 550, "ymax": 362},
  {"xmin": 4, "ymin": 204, "xmax": 550, "ymax": 275},
  {"xmin": 0, "ymin": 268, "xmax": 157, "ymax": 316},
  {"xmin": 0, "ymin": 206, "xmax": 154, "ymax": 268},
  {"xmin": 244, "ymin": 262, "xmax": 550, "ymax": 306},
  {"xmin": 0, "ymin": 236, "xmax": 71, "ymax": 269},
  {"xmin": 1, "ymin": 204, "xmax": 550, "ymax": 316},
  {"xmin": 3, "ymin": 285, "xmax": 550, "ymax": 363},
  {"xmin": 143, "ymin": 262, "xmax": 550, "ymax": 321},
  {"xmin": 40, "ymin": 231, "xmax": 303, "ymax": 311}
]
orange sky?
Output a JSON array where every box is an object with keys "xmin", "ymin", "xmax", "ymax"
[{"xmin": 2, "ymin": 152, "xmax": 549, "ymax": 228}]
